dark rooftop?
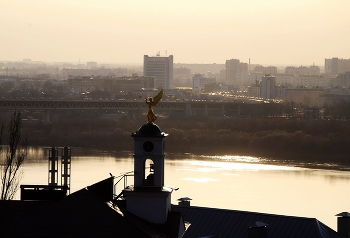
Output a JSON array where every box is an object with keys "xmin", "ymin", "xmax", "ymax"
[
  {"xmin": 172, "ymin": 205, "xmax": 342, "ymax": 238},
  {"xmin": 0, "ymin": 178, "xmax": 183, "ymax": 238},
  {"xmin": 0, "ymin": 188, "xmax": 150, "ymax": 238}
]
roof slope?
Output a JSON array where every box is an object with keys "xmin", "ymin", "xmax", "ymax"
[
  {"xmin": 172, "ymin": 205, "xmax": 343, "ymax": 238},
  {"xmin": 0, "ymin": 189, "xmax": 150, "ymax": 238},
  {"xmin": 0, "ymin": 176, "xmax": 184, "ymax": 238}
]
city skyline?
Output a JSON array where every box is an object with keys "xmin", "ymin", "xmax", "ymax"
[{"xmin": 2, "ymin": 0, "xmax": 350, "ymax": 65}]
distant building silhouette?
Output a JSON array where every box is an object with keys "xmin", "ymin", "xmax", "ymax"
[
  {"xmin": 192, "ymin": 74, "xmax": 216, "ymax": 96},
  {"xmin": 86, "ymin": 61, "xmax": 98, "ymax": 69},
  {"xmin": 252, "ymin": 65, "xmax": 278, "ymax": 76},
  {"xmin": 285, "ymin": 88, "xmax": 325, "ymax": 107},
  {"xmin": 260, "ymin": 75, "xmax": 276, "ymax": 99},
  {"xmin": 144, "ymin": 55, "xmax": 173, "ymax": 89},
  {"xmin": 333, "ymin": 71, "xmax": 350, "ymax": 88},
  {"xmin": 173, "ymin": 67, "xmax": 192, "ymax": 87},
  {"xmin": 325, "ymin": 58, "xmax": 350, "ymax": 75},
  {"xmin": 225, "ymin": 59, "xmax": 240, "ymax": 85},
  {"xmin": 67, "ymin": 75, "xmax": 154, "ymax": 93},
  {"xmin": 285, "ymin": 65, "xmax": 320, "ymax": 75}
]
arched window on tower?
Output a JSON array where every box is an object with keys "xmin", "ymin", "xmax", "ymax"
[{"xmin": 144, "ymin": 158, "xmax": 154, "ymax": 186}]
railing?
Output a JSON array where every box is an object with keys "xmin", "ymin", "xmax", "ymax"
[{"xmin": 113, "ymin": 171, "xmax": 134, "ymax": 200}]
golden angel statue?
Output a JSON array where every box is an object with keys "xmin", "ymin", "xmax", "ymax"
[{"xmin": 146, "ymin": 89, "xmax": 163, "ymax": 124}]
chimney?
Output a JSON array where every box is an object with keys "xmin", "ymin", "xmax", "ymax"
[
  {"xmin": 336, "ymin": 212, "xmax": 350, "ymax": 237},
  {"xmin": 248, "ymin": 221, "xmax": 268, "ymax": 238},
  {"xmin": 178, "ymin": 197, "xmax": 192, "ymax": 207}
]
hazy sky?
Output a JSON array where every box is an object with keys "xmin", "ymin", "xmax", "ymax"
[{"xmin": 1, "ymin": 0, "xmax": 350, "ymax": 66}]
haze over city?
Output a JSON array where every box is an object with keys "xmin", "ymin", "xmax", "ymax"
[{"xmin": 2, "ymin": 0, "xmax": 350, "ymax": 65}]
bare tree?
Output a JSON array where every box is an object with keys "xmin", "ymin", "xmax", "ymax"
[{"xmin": 0, "ymin": 111, "xmax": 28, "ymax": 200}]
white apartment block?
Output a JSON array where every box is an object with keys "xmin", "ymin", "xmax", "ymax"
[
  {"xmin": 225, "ymin": 59, "xmax": 248, "ymax": 86},
  {"xmin": 143, "ymin": 55, "xmax": 173, "ymax": 89},
  {"xmin": 331, "ymin": 72, "xmax": 350, "ymax": 88},
  {"xmin": 325, "ymin": 58, "xmax": 350, "ymax": 75},
  {"xmin": 192, "ymin": 74, "xmax": 216, "ymax": 91},
  {"xmin": 276, "ymin": 75, "xmax": 328, "ymax": 88},
  {"xmin": 260, "ymin": 75, "xmax": 276, "ymax": 99},
  {"xmin": 285, "ymin": 65, "xmax": 320, "ymax": 75},
  {"xmin": 247, "ymin": 85, "xmax": 260, "ymax": 98}
]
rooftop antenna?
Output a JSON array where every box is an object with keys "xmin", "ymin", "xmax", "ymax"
[
  {"xmin": 61, "ymin": 146, "xmax": 71, "ymax": 193},
  {"xmin": 156, "ymin": 51, "xmax": 160, "ymax": 57},
  {"xmin": 48, "ymin": 147, "xmax": 59, "ymax": 186}
]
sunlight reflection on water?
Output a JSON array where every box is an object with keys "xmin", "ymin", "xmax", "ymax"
[
  {"xmin": 201, "ymin": 155, "xmax": 264, "ymax": 163},
  {"xmin": 182, "ymin": 177, "xmax": 220, "ymax": 183},
  {"xmin": 180, "ymin": 159, "xmax": 301, "ymax": 172}
]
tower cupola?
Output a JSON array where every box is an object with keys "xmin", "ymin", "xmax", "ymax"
[
  {"xmin": 131, "ymin": 123, "xmax": 167, "ymax": 191},
  {"xmin": 123, "ymin": 122, "xmax": 171, "ymax": 224}
]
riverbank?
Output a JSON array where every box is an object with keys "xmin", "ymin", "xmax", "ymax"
[
  {"xmin": 17, "ymin": 148, "xmax": 350, "ymax": 232},
  {"xmin": 22, "ymin": 117, "xmax": 350, "ymax": 167}
]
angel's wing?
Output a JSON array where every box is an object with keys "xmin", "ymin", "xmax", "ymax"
[{"xmin": 150, "ymin": 89, "xmax": 163, "ymax": 107}]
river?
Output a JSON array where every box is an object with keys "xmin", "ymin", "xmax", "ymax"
[{"xmin": 10, "ymin": 147, "xmax": 350, "ymax": 231}]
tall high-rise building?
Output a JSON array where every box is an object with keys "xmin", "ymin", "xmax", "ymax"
[
  {"xmin": 144, "ymin": 55, "xmax": 173, "ymax": 89},
  {"xmin": 325, "ymin": 58, "xmax": 350, "ymax": 75},
  {"xmin": 225, "ymin": 59, "xmax": 240, "ymax": 85},
  {"xmin": 260, "ymin": 75, "xmax": 276, "ymax": 99},
  {"xmin": 225, "ymin": 59, "xmax": 248, "ymax": 86}
]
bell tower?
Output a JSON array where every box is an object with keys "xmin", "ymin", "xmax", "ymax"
[
  {"xmin": 132, "ymin": 123, "xmax": 167, "ymax": 190},
  {"xmin": 123, "ymin": 122, "xmax": 173, "ymax": 224}
]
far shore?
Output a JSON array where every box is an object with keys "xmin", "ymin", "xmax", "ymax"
[{"xmin": 17, "ymin": 116, "xmax": 350, "ymax": 168}]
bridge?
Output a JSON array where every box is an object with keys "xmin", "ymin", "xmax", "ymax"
[{"xmin": 0, "ymin": 99, "xmax": 242, "ymax": 123}]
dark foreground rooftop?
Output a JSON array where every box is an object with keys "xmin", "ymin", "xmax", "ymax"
[
  {"xmin": 0, "ymin": 177, "xmax": 343, "ymax": 238},
  {"xmin": 172, "ymin": 205, "xmax": 342, "ymax": 238},
  {"xmin": 0, "ymin": 178, "xmax": 183, "ymax": 238}
]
